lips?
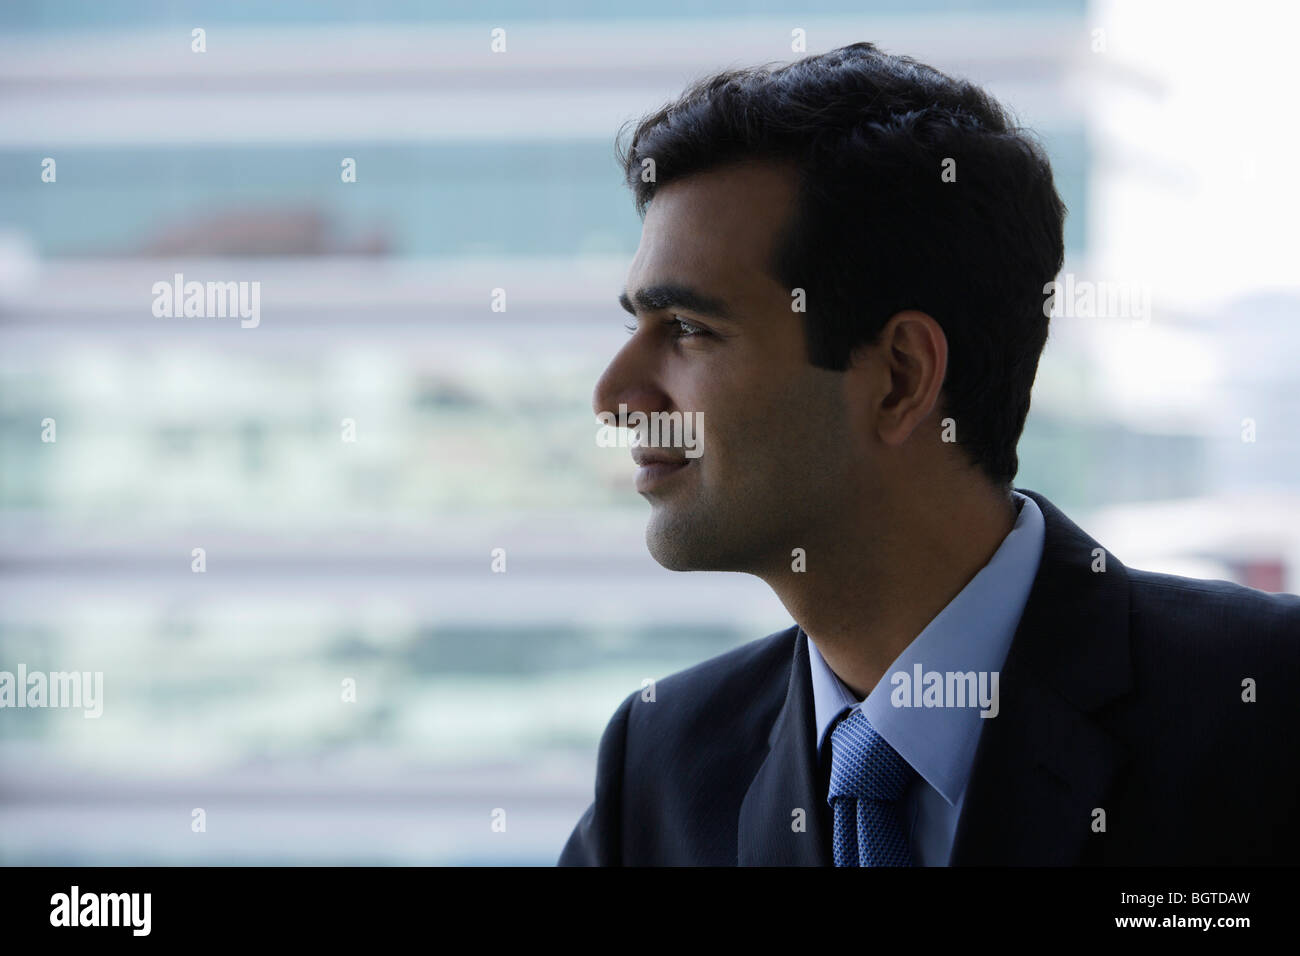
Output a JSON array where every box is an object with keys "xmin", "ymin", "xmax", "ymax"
[
  {"xmin": 632, "ymin": 452, "xmax": 692, "ymax": 493},
  {"xmin": 631, "ymin": 451, "xmax": 686, "ymax": 467}
]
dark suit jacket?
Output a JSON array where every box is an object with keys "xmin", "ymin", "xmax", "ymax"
[{"xmin": 558, "ymin": 488, "xmax": 1300, "ymax": 865}]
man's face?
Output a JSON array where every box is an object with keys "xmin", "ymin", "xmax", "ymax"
[{"xmin": 594, "ymin": 160, "xmax": 864, "ymax": 575}]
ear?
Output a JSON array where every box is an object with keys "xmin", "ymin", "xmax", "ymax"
[{"xmin": 874, "ymin": 310, "xmax": 948, "ymax": 447}]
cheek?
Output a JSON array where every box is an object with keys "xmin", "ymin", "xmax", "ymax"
[
  {"xmin": 754, "ymin": 380, "xmax": 849, "ymax": 463},
  {"xmin": 679, "ymin": 348, "xmax": 822, "ymax": 462},
  {"xmin": 695, "ymin": 387, "xmax": 789, "ymax": 469}
]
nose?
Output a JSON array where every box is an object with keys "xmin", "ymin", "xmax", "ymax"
[{"xmin": 592, "ymin": 331, "xmax": 671, "ymax": 425}]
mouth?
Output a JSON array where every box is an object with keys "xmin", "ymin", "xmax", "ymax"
[{"xmin": 633, "ymin": 456, "xmax": 692, "ymax": 493}]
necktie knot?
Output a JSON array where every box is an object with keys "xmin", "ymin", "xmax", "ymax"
[
  {"xmin": 827, "ymin": 709, "xmax": 913, "ymax": 803},
  {"xmin": 826, "ymin": 710, "xmax": 915, "ymax": 865}
]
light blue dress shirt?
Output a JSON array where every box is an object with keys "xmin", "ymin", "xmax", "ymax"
[{"xmin": 807, "ymin": 490, "xmax": 1045, "ymax": 865}]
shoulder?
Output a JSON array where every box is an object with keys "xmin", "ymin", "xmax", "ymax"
[
  {"xmin": 612, "ymin": 624, "xmax": 799, "ymax": 758},
  {"xmin": 1125, "ymin": 567, "xmax": 1300, "ymax": 661},
  {"xmin": 569, "ymin": 625, "xmax": 799, "ymax": 864},
  {"xmin": 1104, "ymin": 568, "xmax": 1300, "ymax": 860},
  {"xmin": 1116, "ymin": 567, "xmax": 1300, "ymax": 746},
  {"xmin": 642, "ymin": 623, "xmax": 797, "ymax": 704}
]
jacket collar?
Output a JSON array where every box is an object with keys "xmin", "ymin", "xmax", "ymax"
[
  {"xmin": 736, "ymin": 487, "xmax": 1133, "ymax": 865},
  {"xmin": 737, "ymin": 624, "xmax": 830, "ymax": 865}
]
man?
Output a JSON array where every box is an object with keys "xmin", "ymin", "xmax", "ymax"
[{"xmin": 559, "ymin": 42, "xmax": 1300, "ymax": 866}]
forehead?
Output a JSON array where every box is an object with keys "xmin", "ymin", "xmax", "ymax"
[{"xmin": 627, "ymin": 161, "xmax": 797, "ymax": 301}]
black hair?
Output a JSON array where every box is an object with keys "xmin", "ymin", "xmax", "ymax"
[{"xmin": 615, "ymin": 41, "xmax": 1066, "ymax": 488}]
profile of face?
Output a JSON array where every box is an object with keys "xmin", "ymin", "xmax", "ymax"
[{"xmin": 593, "ymin": 161, "xmax": 870, "ymax": 577}]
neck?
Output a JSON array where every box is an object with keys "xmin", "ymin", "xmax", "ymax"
[{"xmin": 759, "ymin": 480, "xmax": 1018, "ymax": 698}]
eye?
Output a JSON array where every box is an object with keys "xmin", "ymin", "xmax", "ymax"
[
  {"xmin": 623, "ymin": 316, "xmax": 710, "ymax": 338},
  {"xmin": 670, "ymin": 316, "xmax": 708, "ymax": 338}
]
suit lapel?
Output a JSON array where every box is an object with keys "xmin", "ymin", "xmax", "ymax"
[
  {"xmin": 737, "ymin": 628, "xmax": 832, "ymax": 865},
  {"xmin": 949, "ymin": 488, "xmax": 1133, "ymax": 864}
]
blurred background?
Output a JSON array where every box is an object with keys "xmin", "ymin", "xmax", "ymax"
[{"xmin": 0, "ymin": 0, "xmax": 1296, "ymax": 864}]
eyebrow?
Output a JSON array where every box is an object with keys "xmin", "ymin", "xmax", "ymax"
[{"xmin": 618, "ymin": 283, "xmax": 736, "ymax": 322}]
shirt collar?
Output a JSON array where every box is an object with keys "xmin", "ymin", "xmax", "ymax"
[{"xmin": 806, "ymin": 490, "xmax": 1045, "ymax": 805}]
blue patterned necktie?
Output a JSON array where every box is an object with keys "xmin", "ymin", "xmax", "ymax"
[{"xmin": 827, "ymin": 709, "xmax": 916, "ymax": 866}]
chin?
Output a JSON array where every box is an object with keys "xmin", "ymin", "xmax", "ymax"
[
  {"xmin": 644, "ymin": 507, "xmax": 747, "ymax": 573},
  {"xmin": 644, "ymin": 510, "xmax": 706, "ymax": 571},
  {"xmin": 644, "ymin": 526, "xmax": 696, "ymax": 571}
]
